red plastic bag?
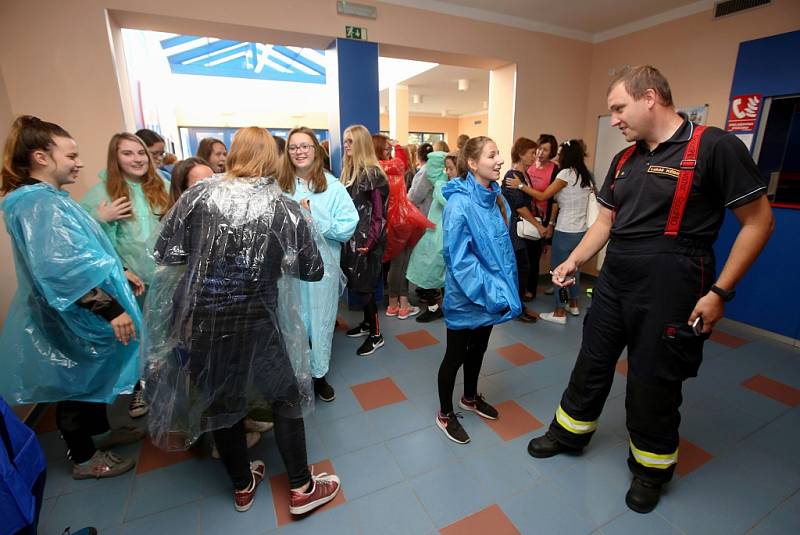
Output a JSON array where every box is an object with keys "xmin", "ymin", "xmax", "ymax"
[{"xmin": 381, "ymin": 157, "xmax": 434, "ymax": 262}]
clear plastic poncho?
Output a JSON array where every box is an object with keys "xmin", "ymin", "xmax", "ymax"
[
  {"xmin": 141, "ymin": 176, "xmax": 325, "ymax": 451},
  {"xmin": 0, "ymin": 184, "xmax": 141, "ymax": 404}
]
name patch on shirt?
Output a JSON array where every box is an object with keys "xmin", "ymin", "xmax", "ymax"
[{"xmin": 647, "ymin": 165, "xmax": 680, "ymax": 179}]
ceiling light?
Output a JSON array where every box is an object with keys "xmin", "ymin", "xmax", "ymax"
[
  {"xmin": 458, "ymin": 79, "xmax": 469, "ymax": 91},
  {"xmin": 412, "ymin": 94, "xmax": 423, "ymax": 104}
]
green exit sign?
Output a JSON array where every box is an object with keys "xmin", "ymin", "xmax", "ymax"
[{"xmin": 345, "ymin": 26, "xmax": 368, "ymax": 40}]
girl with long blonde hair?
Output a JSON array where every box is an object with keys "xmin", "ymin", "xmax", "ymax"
[{"xmin": 340, "ymin": 125, "xmax": 389, "ymax": 356}]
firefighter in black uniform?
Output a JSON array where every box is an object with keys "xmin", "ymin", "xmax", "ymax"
[{"xmin": 526, "ymin": 66, "xmax": 774, "ymax": 514}]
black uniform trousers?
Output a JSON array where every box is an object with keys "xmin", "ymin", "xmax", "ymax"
[{"xmin": 548, "ymin": 236, "xmax": 713, "ymax": 484}]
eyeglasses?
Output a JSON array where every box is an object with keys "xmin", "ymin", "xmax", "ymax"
[
  {"xmin": 288, "ymin": 143, "xmax": 315, "ymax": 153},
  {"xmin": 343, "ymin": 139, "xmax": 354, "ymax": 146}
]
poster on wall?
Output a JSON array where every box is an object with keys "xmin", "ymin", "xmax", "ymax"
[
  {"xmin": 678, "ymin": 104, "xmax": 708, "ymax": 125},
  {"xmin": 726, "ymin": 94, "xmax": 762, "ymax": 132}
]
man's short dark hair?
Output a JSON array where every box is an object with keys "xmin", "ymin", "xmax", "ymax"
[{"xmin": 608, "ymin": 65, "xmax": 673, "ymax": 107}]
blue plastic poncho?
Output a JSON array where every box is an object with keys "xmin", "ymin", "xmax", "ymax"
[
  {"xmin": 0, "ymin": 396, "xmax": 46, "ymax": 535},
  {"xmin": 141, "ymin": 176, "xmax": 326, "ymax": 451},
  {"xmin": 441, "ymin": 173, "xmax": 521, "ymax": 330},
  {"xmin": 0, "ymin": 183, "xmax": 141, "ymax": 404},
  {"xmin": 80, "ymin": 172, "xmax": 169, "ymax": 284},
  {"xmin": 288, "ymin": 172, "xmax": 356, "ymax": 379},
  {"xmin": 406, "ymin": 152, "xmax": 449, "ymax": 290}
]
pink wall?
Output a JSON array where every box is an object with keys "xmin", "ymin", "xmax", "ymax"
[{"xmin": 582, "ymin": 0, "xmax": 800, "ymax": 169}]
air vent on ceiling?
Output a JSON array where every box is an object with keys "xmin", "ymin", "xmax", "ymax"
[{"xmin": 714, "ymin": 0, "xmax": 771, "ymax": 19}]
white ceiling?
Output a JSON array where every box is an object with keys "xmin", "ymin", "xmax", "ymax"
[
  {"xmin": 379, "ymin": 64, "xmax": 489, "ymax": 118},
  {"xmin": 378, "ymin": 0, "xmax": 714, "ymax": 42}
]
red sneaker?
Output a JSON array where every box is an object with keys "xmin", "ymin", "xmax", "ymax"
[
  {"xmin": 289, "ymin": 470, "xmax": 341, "ymax": 515},
  {"xmin": 234, "ymin": 460, "xmax": 266, "ymax": 512}
]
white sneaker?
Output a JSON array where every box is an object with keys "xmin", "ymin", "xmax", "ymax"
[
  {"xmin": 212, "ymin": 431, "xmax": 262, "ymax": 459},
  {"xmin": 397, "ymin": 306, "xmax": 420, "ymax": 320},
  {"xmin": 539, "ymin": 312, "xmax": 567, "ymax": 325},
  {"xmin": 564, "ymin": 305, "xmax": 580, "ymax": 316}
]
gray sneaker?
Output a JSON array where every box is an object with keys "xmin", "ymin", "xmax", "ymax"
[
  {"xmin": 94, "ymin": 426, "xmax": 146, "ymax": 450},
  {"xmin": 72, "ymin": 450, "xmax": 135, "ymax": 480}
]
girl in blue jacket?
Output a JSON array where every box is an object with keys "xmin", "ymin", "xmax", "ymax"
[{"xmin": 436, "ymin": 136, "xmax": 522, "ymax": 444}]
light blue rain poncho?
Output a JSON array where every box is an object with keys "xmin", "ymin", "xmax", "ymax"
[
  {"xmin": 288, "ymin": 172, "xmax": 358, "ymax": 378},
  {"xmin": 80, "ymin": 171, "xmax": 169, "ymax": 284},
  {"xmin": 0, "ymin": 183, "xmax": 141, "ymax": 404},
  {"xmin": 406, "ymin": 152, "xmax": 449, "ymax": 290},
  {"xmin": 442, "ymin": 172, "xmax": 522, "ymax": 330}
]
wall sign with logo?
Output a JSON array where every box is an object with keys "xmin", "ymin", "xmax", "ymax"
[{"xmin": 726, "ymin": 93, "xmax": 762, "ymax": 132}]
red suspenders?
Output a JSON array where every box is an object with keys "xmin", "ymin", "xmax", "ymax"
[{"xmin": 611, "ymin": 124, "xmax": 707, "ymax": 236}]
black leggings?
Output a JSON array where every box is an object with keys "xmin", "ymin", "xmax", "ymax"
[
  {"xmin": 358, "ymin": 291, "xmax": 380, "ymax": 335},
  {"xmin": 437, "ymin": 326, "xmax": 493, "ymax": 414},
  {"xmin": 56, "ymin": 401, "xmax": 110, "ymax": 463},
  {"xmin": 213, "ymin": 402, "xmax": 311, "ymax": 490}
]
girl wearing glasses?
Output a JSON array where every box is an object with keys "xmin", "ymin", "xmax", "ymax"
[{"xmin": 279, "ymin": 127, "xmax": 358, "ymax": 401}]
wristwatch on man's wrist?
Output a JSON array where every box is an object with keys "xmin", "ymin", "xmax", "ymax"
[
  {"xmin": 710, "ymin": 284, "xmax": 735, "ymax": 302},
  {"xmin": 517, "ymin": 183, "xmax": 525, "ymax": 190}
]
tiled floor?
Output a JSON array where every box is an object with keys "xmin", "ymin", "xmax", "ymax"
[{"xmin": 33, "ymin": 289, "xmax": 800, "ymax": 534}]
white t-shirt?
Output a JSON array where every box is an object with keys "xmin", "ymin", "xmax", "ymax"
[{"xmin": 554, "ymin": 168, "xmax": 592, "ymax": 233}]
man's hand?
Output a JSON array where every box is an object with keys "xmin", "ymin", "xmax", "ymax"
[
  {"xmin": 111, "ymin": 312, "xmax": 137, "ymax": 345},
  {"xmin": 688, "ymin": 292, "xmax": 724, "ymax": 334},
  {"xmin": 356, "ymin": 247, "xmax": 369, "ymax": 254},
  {"xmin": 551, "ymin": 259, "xmax": 578, "ymax": 287},
  {"xmin": 125, "ymin": 271, "xmax": 145, "ymax": 296},
  {"xmin": 96, "ymin": 197, "xmax": 133, "ymax": 223}
]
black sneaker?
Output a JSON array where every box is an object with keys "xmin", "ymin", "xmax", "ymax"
[
  {"xmin": 314, "ymin": 376, "xmax": 336, "ymax": 402},
  {"xmin": 416, "ymin": 307, "xmax": 443, "ymax": 323},
  {"xmin": 458, "ymin": 394, "xmax": 498, "ymax": 420},
  {"xmin": 346, "ymin": 322, "xmax": 371, "ymax": 338},
  {"xmin": 357, "ymin": 334, "xmax": 384, "ymax": 356},
  {"xmin": 436, "ymin": 411, "xmax": 470, "ymax": 444},
  {"xmin": 625, "ymin": 477, "xmax": 663, "ymax": 514}
]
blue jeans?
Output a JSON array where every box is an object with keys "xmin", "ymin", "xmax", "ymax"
[{"xmin": 551, "ymin": 230, "xmax": 586, "ymax": 309}]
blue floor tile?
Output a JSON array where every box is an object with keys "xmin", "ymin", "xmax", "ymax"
[
  {"xmin": 350, "ymin": 482, "xmax": 435, "ymax": 535},
  {"xmin": 331, "ymin": 443, "xmax": 404, "ymax": 500},
  {"xmin": 197, "ymin": 484, "xmax": 277, "ymax": 535},
  {"xmin": 365, "ymin": 400, "xmax": 431, "ymax": 442},
  {"xmin": 386, "ymin": 426, "xmax": 457, "ymax": 478},
  {"xmin": 600, "ymin": 510, "xmax": 686, "ymax": 535},
  {"xmin": 461, "ymin": 445, "xmax": 542, "ymax": 501},
  {"xmin": 409, "ymin": 462, "xmax": 493, "ymax": 528},
  {"xmin": 274, "ymin": 501, "xmax": 359, "ymax": 535},
  {"xmin": 42, "ymin": 473, "xmax": 132, "ymax": 532},
  {"xmin": 123, "ymin": 501, "xmax": 200, "ymax": 534},
  {"xmin": 316, "ymin": 411, "xmax": 380, "ymax": 458},
  {"xmin": 748, "ymin": 491, "xmax": 800, "ymax": 535},
  {"xmin": 125, "ymin": 459, "xmax": 207, "ymax": 521},
  {"xmin": 499, "ymin": 480, "xmax": 597, "ymax": 535}
]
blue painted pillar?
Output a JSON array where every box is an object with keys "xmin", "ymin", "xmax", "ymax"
[{"xmin": 326, "ymin": 38, "xmax": 380, "ymax": 176}]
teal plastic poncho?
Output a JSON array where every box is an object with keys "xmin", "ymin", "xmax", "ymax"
[
  {"xmin": 406, "ymin": 152, "xmax": 449, "ymax": 290},
  {"xmin": 0, "ymin": 183, "xmax": 141, "ymax": 404},
  {"xmin": 80, "ymin": 172, "xmax": 169, "ymax": 284},
  {"xmin": 288, "ymin": 172, "xmax": 356, "ymax": 379}
]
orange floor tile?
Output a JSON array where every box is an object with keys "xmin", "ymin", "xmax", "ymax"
[
  {"xmin": 136, "ymin": 437, "xmax": 200, "ymax": 475},
  {"xmin": 269, "ymin": 459, "xmax": 346, "ymax": 526},
  {"xmin": 440, "ymin": 504, "xmax": 521, "ymax": 535},
  {"xmin": 710, "ymin": 329, "xmax": 749, "ymax": 348},
  {"xmin": 496, "ymin": 343, "xmax": 544, "ymax": 366},
  {"xmin": 350, "ymin": 377, "xmax": 408, "ymax": 411},
  {"xmin": 481, "ymin": 400, "xmax": 543, "ymax": 441},
  {"xmin": 675, "ymin": 437, "xmax": 713, "ymax": 477},
  {"xmin": 395, "ymin": 329, "xmax": 440, "ymax": 350},
  {"xmin": 741, "ymin": 374, "xmax": 800, "ymax": 407}
]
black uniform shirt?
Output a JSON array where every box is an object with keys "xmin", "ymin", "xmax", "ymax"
[{"xmin": 597, "ymin": 118, "xmax": 766, "ymax": 243}]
